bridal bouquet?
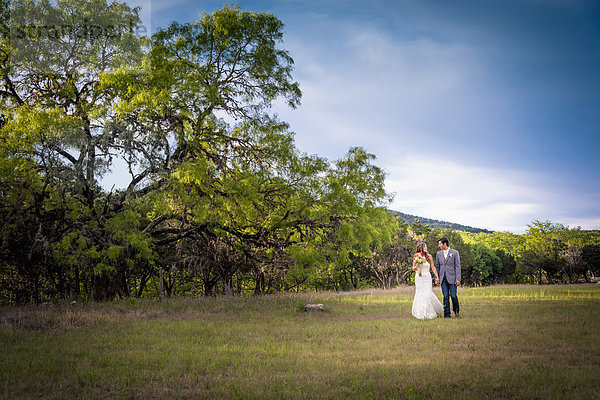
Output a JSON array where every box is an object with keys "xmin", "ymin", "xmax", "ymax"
[{"xmin": 413, "ymin": 253, "xmax": 426, "ymax": 277}]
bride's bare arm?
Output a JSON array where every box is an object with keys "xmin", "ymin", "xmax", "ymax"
[{"xmin": 428, "ymin": 255, "xmax": 439, "ymax": 280}]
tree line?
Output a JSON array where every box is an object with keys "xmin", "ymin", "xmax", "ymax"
[
  {"xmin": 1, "ymin": 2, "xmax": 599, "ymax": 304},
  {"xmin": 459, "ymin": 221, "xmax": 600, "ymax": 286}
]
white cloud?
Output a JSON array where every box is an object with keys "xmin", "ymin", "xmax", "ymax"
[
  {"xmin": 385, "ymin": 156, "xmax": 533, "ymax": 232},
  {"xmin": 559, "ymin": 218, "xmax": 600, "ymax": 231},
  {"xmin": 383, "ymin": 154, "xmax": 600, "ymax": 233}
]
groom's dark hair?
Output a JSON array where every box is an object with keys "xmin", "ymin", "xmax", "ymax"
[{"xmin": 438, "ymin": 237, "xmax": 449, "ymax": 246}]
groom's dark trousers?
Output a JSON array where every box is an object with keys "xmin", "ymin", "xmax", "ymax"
[{"xmin": 441, "ymin": 276, "xmax": 459, "ymax": 318}]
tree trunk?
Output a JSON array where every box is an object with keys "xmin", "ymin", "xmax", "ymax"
[
  {"xmin": 137, "ymin": 274, "xmax": 149, "ymax": 297},
  {"xmin": 203, "ymin": 274, "xmax": 217, "ymax": 296},
  {"xmin": 91, "ymin": 273, "xmax": 110, "ymax": 302},
  {"xmin": 254, "ymin": 272, "xmax": 265, "ymax": 295},
  {"xmin": 159, "ymin": 269, "xmax": 164, "ymax": 300},
  {"xmin": 236, "ymin": 271, "xmax": 242, "ymax": 295},
  {"xmin": 33, "ymin": 274, "xmax": 40, "ymax": 305},
  {"xmin": 74, "ymin": 266, "xmax": 80, "ymax": 296},
  {"xmin": 266, "ymin": 277, "xmax": 273, "ymax": 294},
  {"xmin": 223, "ymin": 279, "xmax": 234, "ymax": 296}
]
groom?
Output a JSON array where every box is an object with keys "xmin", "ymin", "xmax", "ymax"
[{"xmin": 435, "ymin": 237, "xmax": 461, "ymax": 318}]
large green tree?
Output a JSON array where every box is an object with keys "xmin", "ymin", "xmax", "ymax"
[
  {"xmin": 520, "ymin": 221, "xmax": 567, "ymax": 284},
  {"xmin": 1, "ymin": 0, "xmax": 152, "ymax": 301},
  {"xmin": 0, "ymin": 2, "xmax": 314, "ymax": 301}
]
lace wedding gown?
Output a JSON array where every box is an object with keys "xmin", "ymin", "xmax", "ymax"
[{"xmin": 412, "ymin": 262, "xmax": 443, "ymax": 320}]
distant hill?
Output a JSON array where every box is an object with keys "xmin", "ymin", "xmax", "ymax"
[{"xmin": 392, "ymin": 211, "xmax": 494, "ymax": 234}]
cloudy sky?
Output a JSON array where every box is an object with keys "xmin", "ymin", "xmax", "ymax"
[{"xmin": 120, "ymin": 0, "xmax": 600, "ymax": 233}]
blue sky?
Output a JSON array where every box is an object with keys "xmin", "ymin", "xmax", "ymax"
[{"xmin": 116, "ymin": 0, "xmax": 600, "ymax": 233}]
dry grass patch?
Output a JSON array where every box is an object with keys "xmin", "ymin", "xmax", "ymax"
[{"xmin": 1, "ymin": 285, "xmax": 599, "ymax": 399}]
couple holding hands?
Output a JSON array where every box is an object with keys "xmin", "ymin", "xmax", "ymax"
[{"xmin": 411, "ymin": 237, "xmax": 461, "ymax": 320}]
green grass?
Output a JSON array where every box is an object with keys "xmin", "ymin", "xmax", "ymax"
[{"xmin": 1, "ymin": 285, "xmax": 599, "ymax": 399}]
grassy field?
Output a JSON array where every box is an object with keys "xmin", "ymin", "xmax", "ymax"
[{"xmin": 1, "ymin": 285, "xmax": 599, "ymax": 399}]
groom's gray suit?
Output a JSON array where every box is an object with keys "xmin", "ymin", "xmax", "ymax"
[
  {"xmin": 435, "ymin": 248, "xmax": 461, "ymax": 284},
  {"xmin": 435, "ymin": 248, "xmax": 461, "ymax": 317}
]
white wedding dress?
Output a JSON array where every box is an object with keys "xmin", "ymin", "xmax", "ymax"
[{"xmin": 412, "ymin": 262, "xmax": 443, "ymax": 320}]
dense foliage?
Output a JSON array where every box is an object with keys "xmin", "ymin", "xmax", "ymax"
[{"xmin": 1, "ymin": 2, "xmax": 599, "ymax": 304}]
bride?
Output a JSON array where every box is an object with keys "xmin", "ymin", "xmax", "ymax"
[{"xmin": 411, "ymin": 242, "xmax": 443, "ymax": 320}]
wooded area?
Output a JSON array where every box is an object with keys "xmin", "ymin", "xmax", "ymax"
[{"xmin": 1, "ymin": 1, "xmax": 599, "ymax": 305}]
